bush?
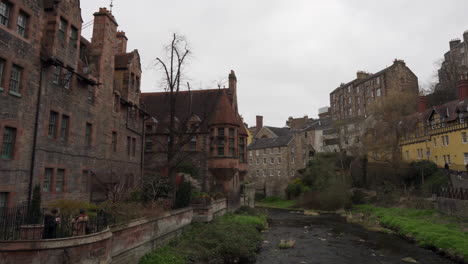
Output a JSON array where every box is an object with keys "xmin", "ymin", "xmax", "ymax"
[
  {"xmin": 299, "ymin": 183, "xmax": 351, "ymax": 211},
  {"xmin": 406, "ymin": 160, "xmax": 439, "ymax": 188},
  {"xmin": 48, "ymin": 199, "xmax": 98, "ymax": 219},
  {"xmin": 285, "ymin": 178, "xmax": 310, "ymax": 199},
  {"xmin": 422, "ymin": 170, "xmax": 449, "ymax": 195}
]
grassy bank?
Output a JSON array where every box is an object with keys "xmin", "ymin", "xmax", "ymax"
[
  {"xmin": 354, "ymin": 205, "xmax": 468, "ymax": 261},
  {"xmin": 256, "ymin": 196, "xmax": 300, "ymax": 209},
  {"xmin": 139, "ymin": 208, "xmax": 267, "ymax": 264}
]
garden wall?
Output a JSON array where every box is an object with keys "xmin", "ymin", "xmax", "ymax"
[
  {"xmin": 0, "ymin": 207, "xmax": 195, "ymax": 264},
  {"xmin": 436, "ymin": 197, "xmax": 468, "ymax": 218},
  {"xmin": 191, "ymin": 198, "xmax": 227, "ymax": 222}
]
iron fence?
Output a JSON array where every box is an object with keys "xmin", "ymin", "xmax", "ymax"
[
  {"xmin": 438, "ymin": 187, "xmax": 468, "ymax": 200},
  {"xmin": 0, "ymin": 205, "xmax": 108, "ymax": 241}
]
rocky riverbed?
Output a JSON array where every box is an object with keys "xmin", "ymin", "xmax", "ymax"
[{"xmin": 255, "ymin": 208, "xmax": 459, "ymax": 264}]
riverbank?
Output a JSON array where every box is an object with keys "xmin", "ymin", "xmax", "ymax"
[
  {"xmin": 352, "ymin": 205, "xmax": 468, "ymax": 263},
  {"xmin": 139, "ymin": 208, "xmax": 267, "ymax": 264}
]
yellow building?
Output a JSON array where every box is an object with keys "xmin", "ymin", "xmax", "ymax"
[{"xmin": 400, "ymin": 94, "xmax": 468, "ymax": 170}]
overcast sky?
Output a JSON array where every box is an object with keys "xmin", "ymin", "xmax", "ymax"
[{"xmin": 80, "ymin": 0, "xmax": 468, "ymax": 127}]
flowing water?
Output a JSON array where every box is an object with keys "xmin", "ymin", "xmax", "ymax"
[{"xmin": 255, "ymin": 208, "xmax": 460, "ymax": 264}]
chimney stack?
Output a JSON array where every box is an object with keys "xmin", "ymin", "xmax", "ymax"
[
  {"xmin": 418, "ymin": 95, "xmax": 427, "ymax": 113},
  {"xmin": 458, "ymin": 75, "xmax": 468, "ymax": 101},
  {"xmin": 356, "ymin": 71, "xmax": 370, "ymax": 79},
  {"xmin": 464, "ymin": 30, "xmax": 468, "ymax": 45},
  {"xmin": 256, "ymin": 115, "xmax": 263, "ymax": 134},
  {"xmin": 115, "ymin": 31, "xmax": 128, "ymax": 54},
  {"xmin": 227, "ymin": 70, "xmax": 238, "ymax": 112},
  {"xmin": 449, "ymin": 39, "xmax": 461, "ymax": 50}
]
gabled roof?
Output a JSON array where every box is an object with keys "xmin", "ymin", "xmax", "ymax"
[
  {"xmin": 115, "ymin": 50, "xmax": 141, "ymax": 70},
  {"xmin": 248, "ymin": 135, "xmax": 294, "ymax": 150}
]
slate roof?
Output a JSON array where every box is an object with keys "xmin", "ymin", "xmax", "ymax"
[
  {"xmin": 264, "ymin": 126, "xmax": 292, "ymax": 137},
  {"xmin": 141, "ymin": 88, "xmax": 243, "ymax": 134},
  {"xmin": 248, "ymin": 135, "xmax": 294, "ymax": 150}
]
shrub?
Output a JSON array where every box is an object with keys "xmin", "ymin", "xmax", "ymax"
[
  {"xmin": 139, "ymin": 246, "xmax": 185, "ymax": 264},
  {"xmin": 285, "ymin": 178, "xmax": 310, "ymax": 199},
  {"xmin": 299, "ymin": 183, "xmax": 351, "ymax": 211},
  {"xmin": 406, "ymin": 160, "xmax": 439, "ymax": 188},
  {"xmin": 422, "ymin": 170, "xmax": 449, "ymax": 195},
  {"xmin": 48, "ymin": 199, "xmax": 98, "ymax": 219}
]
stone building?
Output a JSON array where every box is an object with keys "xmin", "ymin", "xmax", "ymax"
[
  {"xmin": 330, "ymin": 59, "xmax": 419, "ymax": 121},
  {"xmin": 0, "ymin": 1, "xmax": 146, "ymax": 207},
  {"xmin": 401, "ymin": 77, "xmax": 468, "ymax": 171},
  {"xmin": 141, "ymin": 71, "xmax": 248, "ymax": 210},
  {"xmin": 247, "ymin": 116, "xmax": 313, "ymax": 197},
  {"xmin": 434, "ymin": 31, "xmax": 468, "ymax": 99}
]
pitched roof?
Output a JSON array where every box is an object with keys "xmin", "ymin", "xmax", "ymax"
[
  {"xmin": 248, "ymin": 135, "xmax": 294, "ymax": 150},
  {"xmin": 264, "ymin": 126, "xmax": 292, "ymax": 137},
  {"xmin": 141, "ymin": 88, "xmax": 243, "ymax": 133},
  {"xmin": 115, "ymin": 50, "xmax": 140, "ymax": 70}
]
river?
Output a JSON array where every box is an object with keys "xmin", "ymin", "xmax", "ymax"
[{"xmin": 255, "ymin": 208, "xmax": 458, "ymax": 264}]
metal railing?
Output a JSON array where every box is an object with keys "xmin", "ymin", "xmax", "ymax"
[
  {"xmin": 0, "ymin": 205, "xmax": 108, "ymax": 241},
  {"xmin": 438, "ymin": 187, "xmax": 468, "ymax": 200}
]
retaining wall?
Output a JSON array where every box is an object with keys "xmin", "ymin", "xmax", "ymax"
[
  {"xmin": 191, "ymin": 198, "xmax": 227, "ymax": 223},
  {"xmin": 436, "ymin": 197, "xmax": 468, "ymax": 218},
  {"xmin": 0, "ymin": 207, "xmax": 199, "ymax": 264}
]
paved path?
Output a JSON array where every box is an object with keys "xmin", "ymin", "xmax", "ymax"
[{"xmin": 256, "ymin": 208, "xmax": 457, "ymax": 264}]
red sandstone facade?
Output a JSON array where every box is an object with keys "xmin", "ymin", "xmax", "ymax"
[
  {"xmin": 141, "ymin": 71, "xmax": 248, "ymax": 210},
  {"xmin": 0, "ymin": 1, "xmax": 145, "ymax": 207}
]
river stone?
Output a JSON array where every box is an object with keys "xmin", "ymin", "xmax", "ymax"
[{"xmin": 401, "ymin": 257, "xmax": 418, "ymax": 263}]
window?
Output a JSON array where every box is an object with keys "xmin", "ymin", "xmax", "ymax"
[
  {"xmin": 60, "ymin": 115, "xmax": 69, "ymax": 142},
  {"xmin": 445, "ymin": 135, "xmax": 449, "ymax": 145},
  {"xmin": 447, "ymin": 154, "xmax": 451, "ymax": 164},
  {"xmin": 145, "ymin": 138, "xmax": 152, "ymax": 152},
  {"xmin": 53, "ymin": 66, "xmax": 61, "ymax": 84},
  {"xmin": 278, "ymin": 170, "xmax": 281, "ymax": 177},
  {"xmin": 229, "ymin": 138, "xmax": 235, "ymax": 157},
  {"xmin": 63, "ymin": 70, "xmax": 72, "ymax": 89},
  {"xmin": 256, "ymin": 158, "xmax": 259, "ymax": 165},
  {"xmin": 69, "ymin": 26, "xmax": 77, "ymax": 47},
  {"xmin": 405, "ymin": 151, "xmax": 409, "ymax": 160},
  {"xmin": 48, "ymin": 111, "xmax": 58, "ymax": 138},
  {"xmin": 460, "ymin": 113, "xmax": 464, "ymax": 124},
  {"xmin": 376, "ymin": 77, "xmax": 380, "ymax": 85},
  {"xmin": 262, "ymin": 149, "xmax": 266, "ymax": 155},
  {"xmin": 82, "ymin": 170, "xmax": 88, "ymax": 192},
  {"xmin": 270, "ymin": 169, "xmax": 274, "ymax": 176},
  {"xmin": 239, "ymin": 137, "xmax": 245, "ymax": 162},
  {"xmin": 88, "ymin": 86, "xmax": 94, "ymax": 103},
  {"xmin": 348, "ymin": 97, "xmax": 352, "ymax": 104},
  {"xmin": 434, "ymin": 156, "xmax": 438, "ymax": 165},
  {"xmin": 376, "ymin": 88, "xmax": 381, "ymax": 97},
  {"xmin": 356, "ymin": 86, "xmax": 360, "ymax": 93},
  {"xmin": 249, "ymin": 150, "xmax": 252, "ymax": 157},
  {"xmin": 112, "ymin": 132, "xmax": 117, "ymax": 152},
  {"xmin": 127, "ymin": 136, "xmax": 131, "ymax": 155},
  {"xmin": 85, "ymin": 123, "xmax": 92, "ymax": 146},
  {"xmin": 229, "ymin": 128, "xmax": 234, "ymax": 137},
  {"xmin": 462, "ymin": 132, "xmax": 467, "ymax": 144},
  {"xmin": 56, "ymin": 169, "xmax": 64, "ymax": 192},
  {"xmin": 0, "ymin": 1, "xmax": 10, "ymax": 26},
  {"xmin": 59, "ymin": 18, "xmax": 67, "ymax": 41},
  {"xmin": 263, "ymin": 158, "xmax": 266, "ymax": 164},
  {"xmin": 16, "ymin": 12, "xmax": 27, "ymax": 37},
  {"xmin": 292, "ymin": 157, "xmax": 295, "ymax": 164},
  {"xmin": 433, "ymin": 138, "xmax": 437, "ymax": 147},
  {"xmin": 132, "ymin": 138, "xmax": 136, "ymax": 156},
  {"xmin": 442, "ymin": 136, "xmax": 446, "ymax": 146},
  {"xmin": 1, "ymin": 127, "xmax": 16, "ymax": 159},
  {"xmin": 9, "ymin": 65, "xmax": 22, "ymax": 94},
  {"xmin": 249, "ymin": 159, "xmax": 252, "ymax": 165},
  {"xmin": 464, "ymin": 153, "xmax": 468, "ymax": 165},
  {"xmin": 43, "ymin": 168, "xmax": 53, "ymax": 192},
  {"xmin": 270, "ymin": 157, "xmax": 274, "ymax": 164},
  {"xmin": 190, "ymin": 136, "xmax": 197, "ymax": 151},
  {"xmin": 262, "ymin": 169, "xmax": 266, "ymax": 177},
  {"xmin": 278, "ymin": 157, "xmax": 282, "ymax": 164},
  {"xmin": 291, "ymin": 170, "xmax": 295, "ymax": 176},
  {"xmin": 255, "ymin": 170, "xmax": 259, "ymax": 177},
  {"xmin": 256, "ymin": 150, "xmax": 259, "ymax": 156}
]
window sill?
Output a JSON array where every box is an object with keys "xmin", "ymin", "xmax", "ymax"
[{"xmin": 9, "ymin": 91, "xmax": 22, "ymax": 98}]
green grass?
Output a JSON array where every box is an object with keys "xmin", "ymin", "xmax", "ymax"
[
  {"xmin": 256, "ymin": 196, "xmax": 299, "ymax": 209},
  {"xmin": 354, "ymin": 205, "xmax": 468, "ymax": 261},
  {"xmin": 139, "ymin": 208, "xmax": 267, "ymax": 264}
]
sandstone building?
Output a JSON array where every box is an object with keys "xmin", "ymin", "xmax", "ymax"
[
  {"xmin": 141, "ymin": 71, "xmax": 248, "ymax": 210},
  {"xmin": 0, "ymin": 1, "xmax": 145, "ymax": 207},
  {"xmin": 330, "ymin": 60, "xmax": 419, "ymax": 120},
  {"xmin": 247, "ymin": 116, "xmax": 313, "ymax": 197}
]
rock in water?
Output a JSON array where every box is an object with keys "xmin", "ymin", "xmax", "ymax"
[{"xmin": 401, "ymin": 257, "xmax": 418, "ymax": 263}]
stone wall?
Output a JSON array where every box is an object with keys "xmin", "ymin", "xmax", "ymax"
[
  {"xmin": 0, "ymin": 207, "xmax": 196, "ymax": 264},
  {"xmin": 191, "ymin": 198, "xmax": 227, "ymax": 223},
  {"xmin": 436, "ymin": 197, "xmax": 468, "ymax": 218}
]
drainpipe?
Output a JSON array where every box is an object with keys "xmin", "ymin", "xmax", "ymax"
[{"xmin": 28, "ymin": 59, "xmax": 53, "ymax": 206}]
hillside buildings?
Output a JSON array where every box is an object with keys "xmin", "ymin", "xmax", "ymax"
[
  {"xmin": 400, "ymin": 77, "xmax": 468, "ymax": 170},
  {"xmin": 330, "ymin": 60, "xmax": 419, "ymax": 120}
]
